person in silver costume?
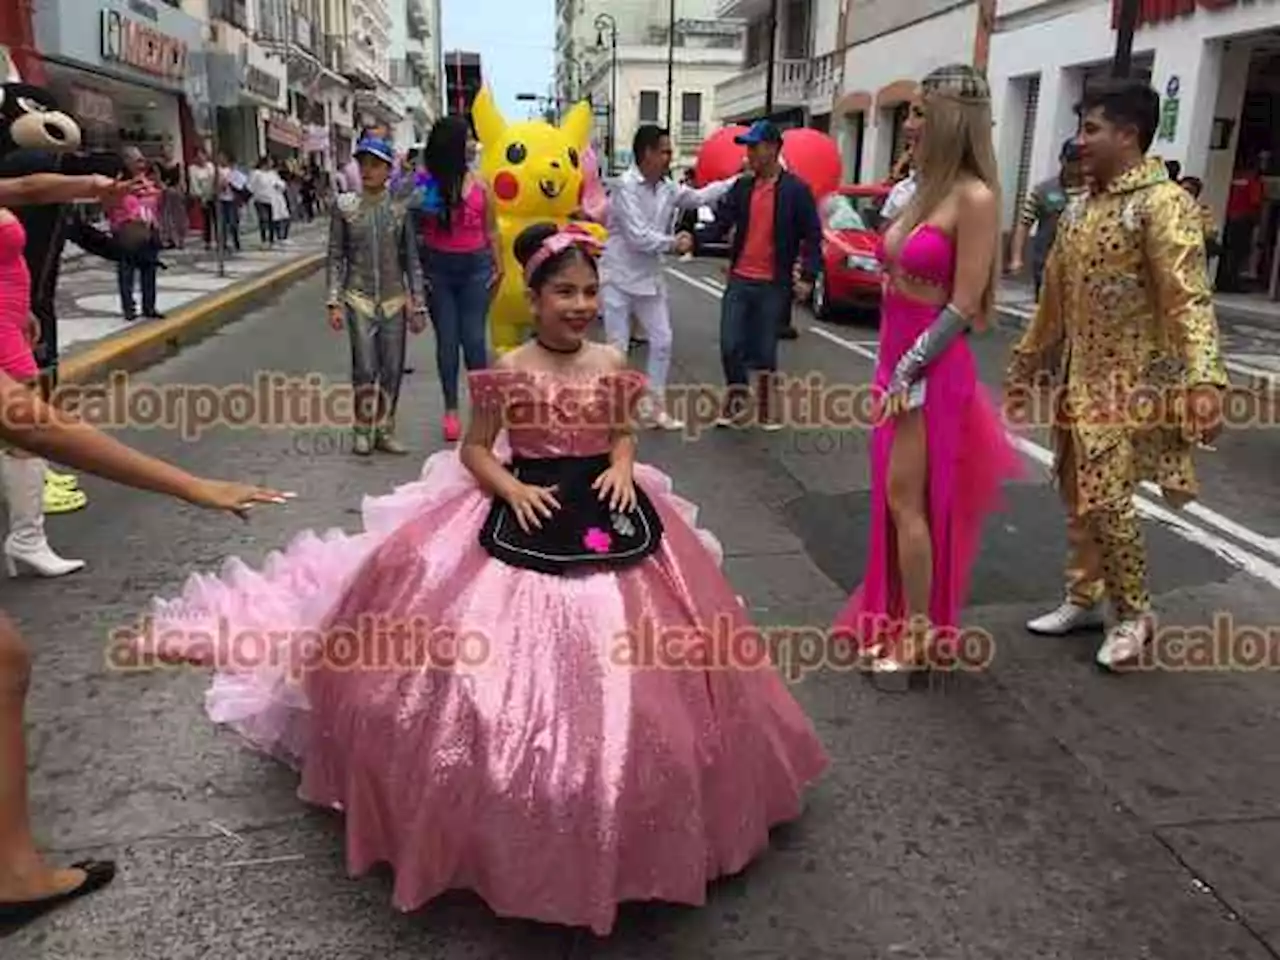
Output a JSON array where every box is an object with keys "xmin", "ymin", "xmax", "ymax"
[{"xmin": 326, "ymin": 135, "xmax": 427, "ymax": 455}]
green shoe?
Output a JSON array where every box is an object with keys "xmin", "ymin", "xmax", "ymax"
[{"xmin": 374, "ymin": 429, "xmax": 408, "ymax": 455}]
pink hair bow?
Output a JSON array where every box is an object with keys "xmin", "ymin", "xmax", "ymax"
[{"xmin": 523, "ymin": 226, "xmax": 603, "ymax": 286}]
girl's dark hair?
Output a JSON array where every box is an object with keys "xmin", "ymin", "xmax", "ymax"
[
  {"xmin": 514, "ymin": 222, "xmax": 599, "ymax": 290},
  {"xmin": 423, "ymin": 115, "xmax": 470, "ymax": 230}
]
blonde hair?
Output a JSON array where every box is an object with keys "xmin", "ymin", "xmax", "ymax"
[{"xmin": 896, "ymin": 64, "xmax": 1002, "ymax": 330}]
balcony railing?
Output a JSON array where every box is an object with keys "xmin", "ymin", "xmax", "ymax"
[
  {"xmin": 210, "ymin": 0, "xmax": 248, "ymax": 31},
  {"xmin": 713, "ymin": 59, "xmax": 808, "ymax": 120},
  {"xmin": 806, "ymin": 51, "xmax": 841, "ymax": 108},
  {"xmin": 713, "ymin": 53, "xmax": 842, "ymax": 120}
]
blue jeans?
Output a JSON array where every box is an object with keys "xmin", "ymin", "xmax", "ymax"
[
  {"xmin": 425, "ymin": 248, "xmax": 492, "ymax": 410},
  {"xmin": 720, "ymin": 277, "xmax": 787, "ymax": 391}
]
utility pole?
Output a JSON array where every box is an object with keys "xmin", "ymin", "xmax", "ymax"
[
  {"xmin": 763, "ymin": 0, "xmax": 778, "ymax": 116},
  {"xmin": 665, "ymin": 0, "xmax": 675, "ymax": 129},
  {"xmin": 1111, "ymin": 0, "xmax": 1140, "ymax": 77}
]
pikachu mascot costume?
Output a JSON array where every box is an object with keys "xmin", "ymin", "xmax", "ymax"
[{"xmin": 470, "ymin": 87, "xmax": 607, "ymax": 354}]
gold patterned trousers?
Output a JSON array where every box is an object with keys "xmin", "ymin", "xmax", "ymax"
[{"xmin": 1059, "ymin": 437, "xmax": 1151, "ymax": 621}]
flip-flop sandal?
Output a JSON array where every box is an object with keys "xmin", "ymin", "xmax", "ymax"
[
  {"xmin": 43, "ymin": 486, "xmax": 87, "ymax": 514},
  {"xmin": 45, "ymin": 471, "xmax": 79, "ymax": 489},
  {"xmin": 0, "ymin": 860, "xmax": 116, "ymax": 934}
]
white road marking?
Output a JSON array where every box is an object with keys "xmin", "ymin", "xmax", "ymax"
[{"xmin": 669, "ymin": 267, "xmax": 1280, "ymax": 590}]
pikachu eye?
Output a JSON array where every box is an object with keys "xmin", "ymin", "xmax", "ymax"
[
  {"xmin": 506, "ymin": 143, "xmax": 527, "ymax": 164},
  {"xmin": 567, "ymin": 148, "xmax": 579, "ymax": 168}
]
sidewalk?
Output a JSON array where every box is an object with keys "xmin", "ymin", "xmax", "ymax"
[
  {"xmin": 54, "ymin": 220, "xmax": 328, "ymax": 382},
  {"xmin": 997, "ymin": 277, "xmax": 1280, "ymax": 390}
]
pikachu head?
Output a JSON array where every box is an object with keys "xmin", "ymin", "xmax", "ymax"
[{"xmin": 471, "ymin": 87, "xmax": 594, "ymax": 219}]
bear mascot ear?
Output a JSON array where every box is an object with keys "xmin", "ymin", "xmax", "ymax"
[
  {"xmin": 0, "ymin": 82, "xmax": 127, "ymax": 179},
  {"xmin": 0, "ymin": 82, "xmax": 82, "ymax": 155}
]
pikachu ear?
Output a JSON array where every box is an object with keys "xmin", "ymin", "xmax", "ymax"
[
  {"xmin": 559, "ymin": 100, "xmax": 593, "ymax": 152},
  {"xmin": 471, "ymin": 87, "xmax": 505, "ymax": 147}
]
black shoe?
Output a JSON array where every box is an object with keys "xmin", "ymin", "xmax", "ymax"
[
  {"xmin": 778, "ymin": 326, "xmax": 798, "ymax": 340},
  {"xmin": 0, "ymin": 860, "xmax": 117, "ymax": 934},
  {"xmin": 144, "ymin": 312, "xmax": 166, "ymax": 320}
]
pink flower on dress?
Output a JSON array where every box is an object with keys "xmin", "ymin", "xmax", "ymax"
[{"xmin": 583, "ymin": 527, "xmax": 612, "ymax": 553}]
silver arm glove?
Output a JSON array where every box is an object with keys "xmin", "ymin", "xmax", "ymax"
[{"xmin": 887, "ymin": 303, "xmax": 969, "ymax": 394}]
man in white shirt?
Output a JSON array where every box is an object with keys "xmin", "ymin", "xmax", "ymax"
[{"xmin": 601, "ymin": 125, "xmax": 738, "ymax": 430}]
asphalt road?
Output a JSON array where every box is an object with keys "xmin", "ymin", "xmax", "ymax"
[{"xmin": 6, "ymin": 264, "xmax": 1280, "ymax": 959}]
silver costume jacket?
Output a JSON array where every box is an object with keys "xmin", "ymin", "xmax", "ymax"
[{"xmin": 326, "ymin": 190, "xmax": 425, "ymax": 319}]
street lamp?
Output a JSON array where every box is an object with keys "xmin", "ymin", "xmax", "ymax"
[{"xmin": 594, "ymin": 12, "xmax": 618, "ymax": 173}]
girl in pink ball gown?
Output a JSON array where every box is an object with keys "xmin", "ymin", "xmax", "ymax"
[
  {"xmin": 832, "ymin": 64, "xmax": 1023, "ymax": 691},
  {"xmin": 130, "ymin": 221, "xmax": 827, "ymax": 936}
]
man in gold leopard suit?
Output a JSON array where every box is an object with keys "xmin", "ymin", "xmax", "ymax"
[{"xmin": 1004, "ymin": 78, "xmax": 1228, "ymax": 671}]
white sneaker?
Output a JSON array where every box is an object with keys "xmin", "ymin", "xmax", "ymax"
[
  {"xmin": 1026, "ymin": 601, "xmax": 1105, "ymax": 635},
  {"xmin": 652, "ymin": 410, "xmax": 685, "ymax": 431},
  {"xmin": 1096, "ymin": 618, "xmax": 1153, "ymax": 670}
]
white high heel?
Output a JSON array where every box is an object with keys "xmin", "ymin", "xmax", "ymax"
[{"xmin": 2, "ymin": 455, "xmax": 86, "ymax": 578}]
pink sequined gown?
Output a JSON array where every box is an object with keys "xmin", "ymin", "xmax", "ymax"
[
  {"xmin": 134, "ymin": 367, "xmax": 828, "ymax": 936},
  {"xmin": 832, "ymin": 224, "xmax": 1022, "ymax": 651}
]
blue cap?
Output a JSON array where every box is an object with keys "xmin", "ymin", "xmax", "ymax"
[
  {"xmin": 734, "ymin": 120, "xmax": 783, "ymax": 145},
  {"xmin": 354, "ymin": 135, "xmax": 395, "ymax": 165}
]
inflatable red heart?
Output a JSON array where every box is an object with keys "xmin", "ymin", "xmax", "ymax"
[
  {"xmin": 693, "ymin": 126, "xmax": 842, "ymax": 201},
  {"xmin": 692, "ymin": 125, "xmax": 749, "ymax": 186}
]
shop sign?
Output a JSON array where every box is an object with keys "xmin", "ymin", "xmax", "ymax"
[
  {"xmin": 267, "ymin": 114, "xmax": 303, "ymax": 149},
  {"xmin": 1112, "ymin": 0, "xmax": 1245, "ymax": 28},
  {"xmin": 304, "ymin": 125, "xmax": 330, "ymax": 152},
  {"xmin": 244, "ymin": 65, "xmax": 281, "ymax": 103},
  {"xmin": 101, "ymin": 9, "xmax": 188, "ymax": 80}
]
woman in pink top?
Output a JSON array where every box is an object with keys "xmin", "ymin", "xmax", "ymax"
[
  {"xmin": 108, "ymin": 147, "xmax": 164, "ymax": 322},
  {"xmin": 0, "ymin": 173, "xmax": 142, "ymax": 581},
  {"xmin": 418, "ymin": 116, "xmax": 503, "ymax": 442}
]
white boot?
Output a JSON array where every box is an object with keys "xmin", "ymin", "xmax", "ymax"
[{"xmin": 2, "ymin": 455, "xmax": 86, "ymax": 578}]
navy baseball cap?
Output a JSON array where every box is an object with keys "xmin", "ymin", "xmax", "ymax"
[
  {"xmin": 735, "ymin": 120, "xmax": 783, "ymax": 145},
  {"xmin": 354, "ymin": 135, "xmax": 396, "ymax": 165}
]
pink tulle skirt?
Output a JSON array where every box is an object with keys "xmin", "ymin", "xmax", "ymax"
[{"xmin": 131, "ymin": 437, "xmax": 828, "ymax": 935}]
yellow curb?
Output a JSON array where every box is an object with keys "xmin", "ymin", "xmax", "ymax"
[{"xmin": 58, "ymin": 252, "xmax": 326, "ymax": 385}]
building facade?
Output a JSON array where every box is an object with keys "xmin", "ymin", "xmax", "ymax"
[
  {"xmin": 558, "ymin": 0, "xmax": 745, "ymax": 172},
  {"xmin": 712, "ymin": 0, "xmax": 842, "ymax": 134},
  {"xmin": 832, "ymin": 0, "xmax": 996, "ymax": 183},
  {"xmin": 388, "ymin": 0, "xmax": 442, "ymax": 146},
  {"xmin": 989, "ymin": 0, "xmax": 1280, "ymax": 301}
]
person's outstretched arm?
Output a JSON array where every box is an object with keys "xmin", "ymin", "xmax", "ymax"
[{"xmin": 0, "ymin": 374, "xmax": 289, "ymax": 515}]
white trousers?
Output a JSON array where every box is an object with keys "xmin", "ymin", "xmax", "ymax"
[{"xmin": 601, "ymin": 285, "xmax": 673, "ymax": 398}]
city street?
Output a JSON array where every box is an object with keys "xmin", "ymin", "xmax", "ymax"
[{"xmin": 6, "ymin": 265, "xmax": 1280, "ymax": 958}]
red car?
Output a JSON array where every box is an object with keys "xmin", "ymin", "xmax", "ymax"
[{"xmin": 811, "ymin": 183, "xmax": 890, "ymax": 320}]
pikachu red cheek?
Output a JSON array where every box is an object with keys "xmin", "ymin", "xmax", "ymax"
[{"xmin": 494, "ymin": 171, "xmax": 520, "ymax": 201}]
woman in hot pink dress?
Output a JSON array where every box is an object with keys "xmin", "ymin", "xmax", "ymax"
[
  {"xmin": 130, "ymin": 221, "xmax": 827, "ymax": 935},
  {"xmin": 0, "ymin": 205, "xmax": 87, "ymax": 576},
  {"xmin": 832, "ymin": 64, "xmax": 1022, "ymax": 691}
]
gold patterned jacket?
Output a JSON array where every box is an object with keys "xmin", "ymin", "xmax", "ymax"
[
  {"xmin": 1004, "ymin": 157, "xmax": 1228, "ymax": 513},
  {"xmin": 326, "ymin": 190, "xmax": 425, "ymax": 320}
]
